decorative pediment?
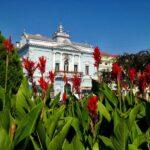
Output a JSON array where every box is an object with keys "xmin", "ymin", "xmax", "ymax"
[{"xmin": 54, "ymin": 44, "xmax": 81, "ymax": 52}]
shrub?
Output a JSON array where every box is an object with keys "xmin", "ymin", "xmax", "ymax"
[{"xmin": 0, "ymin": 33, "xmax": 23, "ymax": 94}]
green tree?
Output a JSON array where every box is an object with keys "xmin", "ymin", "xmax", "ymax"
[
  {"xmin": 118, "ymin": 51, "xmax": 150, "ymax": 71},
  {"xmin": 0, "ymin": 32, "xmax": 23, "ymax": 94}
]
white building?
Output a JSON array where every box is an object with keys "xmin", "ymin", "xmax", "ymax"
[{"xmin": 18, "ymin": 24, "xmax": 116, "ymax": 95}]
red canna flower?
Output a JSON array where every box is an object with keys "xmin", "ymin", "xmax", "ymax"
[
  {"xmin": 49, "ymin": 71, "xmax": 55, "ymax": 84},
  {"xmin": 3, "ymin": 37, "xmax": 14, "ymax": 53},
  {"xmin": 22, "ymin": 57, "xmax": 37, "ymax": 81},
  {"xmin": 62, "ymin": 92, "xmax": 67, "ymax": 103},
  {"xmin": 111, "ymin": 62, "xmax": 122, "ymax": 81},
  {"xmin": 38, "ymin": 77, "xmax": 49, "ymax": 91},
  {"xmin": 87, "ymin": 95, "xmax": 98, "ymax": 116},
  {"xmin": 38, "ymin": 56, "xmax": 46, "ymax": 75},
  {"xmin": 128, "ymin": 68, "xmax": 136, "ymax": 83},
  {"xmin": 63, "ymin": 74, "xmax": 68, "ymax": 84},
  {"xmin": 93, "ymin": 47, "xmax": 101, "ymax": 70},
  {"xmin": 72, "ymin": 74, "xmax": 81, "ymax": 93},
  {"xmin": 138, "ymin": 72, "xmax": 148, "ymax": 92},
  {"xmin": 144, "ymin": 64, "xmax": 150, "ymax": 83},
  {"xmin": 145, "ymin": 64, "xmax": 150, "ymax": 72}
]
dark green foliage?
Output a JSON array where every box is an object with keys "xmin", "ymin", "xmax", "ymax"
[
  {"xmin": 118, "ymin": 50, "xmax": 150, "ymax": 71},
  {"xmin": 0, "ymin": 33, "xmax": 23, "ymax": 94}
]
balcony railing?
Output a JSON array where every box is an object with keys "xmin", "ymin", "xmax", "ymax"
[{"xmin": 55, "ymin": 70, "xmax": 83, "ymax": 76}]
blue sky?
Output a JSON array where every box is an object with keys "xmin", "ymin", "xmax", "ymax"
[{"xmin": 0, "ymin": 0, "xmax": 150, "ymax": 54}]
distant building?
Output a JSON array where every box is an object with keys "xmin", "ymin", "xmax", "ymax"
[{"xmin": 18, "ymin": 24, "xmax": 116, "ymax": 95}]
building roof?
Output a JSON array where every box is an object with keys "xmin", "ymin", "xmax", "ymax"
[{"xmin": 19, "ymin": 24, "xmax": 117, "ymax": 57}]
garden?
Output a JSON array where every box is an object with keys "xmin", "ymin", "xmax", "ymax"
[{"xmin": 0, "ymin": 33, "xmax": 150, "ymax": 150}]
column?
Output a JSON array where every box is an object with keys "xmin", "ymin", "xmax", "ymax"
[
  {"xmin": 60, "ymin": 52, "xmax": 63, "ymax": 71},
  {"xmin": 72, "ymin": 54, "xmax": 74, "ymax": 72},
  {"xmin": 79, "ymin": 54, "xmax": 81, "ymax": 72},
  {"xmin": 53, "ymin": 52, "xmax": 55, "ymax": 71}
]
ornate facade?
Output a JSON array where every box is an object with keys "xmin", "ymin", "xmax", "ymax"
[{"xmin": 18, "ymin": 24, "xmax": 116, "ymax": 95}]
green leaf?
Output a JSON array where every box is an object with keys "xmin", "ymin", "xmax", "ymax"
[
  {"xmin": 92, "ymin": 142, "xmax": 99, "ymax": 150},
  {"xmin": 0, "ymin": 86, "xmax": 5, "ymax": 109},
  {"xmin": 47, "ymin": 118, "xmax": 72, "ymax": 150},
  {"xmin": 62, "ymin": 134, "xmax": 84, "ymax": 150},
  {"xmin": 30, "ymin": 136, "xmax": 41, "ymax": 150},
  {"xmin": 112, "ymin": 118, "xmax": 128, "ymax": 150},
  {"xmin": 14, "ymin": 102, "xmax": 43, "ymax": 145},
  {"xmin": 128, "ymin": 104, "xmax": 142, "ymax": 131},
  {"xmin": 131, "ymin": 134, "xmax": 149, "ymax": 148},
  {"xmin": 0, "ymin": 127, "xmax": 12, "ymax": 150},
  {"xmin": 15, "ymin": 78, "xmax": 34, "ymax": 120},
  {"xmin": 99, "ymin": 135, "xmax": 114, "ymax": 149},
  {"xmin": 100, "ymin": 83, "xmax": 118, "ymax": 107},
  {"xmin": 0, "ymin": 109, "xmax": 10, "ymax": 132},
  {"xmin": 50, "ymin": 92, "xmax": 60, "ymax": 108},
  {"xmin": 36, "ymin": 120, "xmax": 47, "ymax": 149},
  {"xmin": 98, "ymin": 101, "xmax": 111, "ymax": 122},
  {"xmin": 45, "ymin": 105, "xmax": 65, "ymax": 140}
]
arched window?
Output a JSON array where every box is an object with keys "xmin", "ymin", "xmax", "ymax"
[{"xmin": 64, "ymin": 59, "xmax": 69, "ymax": 72}]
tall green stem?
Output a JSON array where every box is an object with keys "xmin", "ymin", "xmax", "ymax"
[
  {"xmin": 4, "ymin": 54, "xmax": 9, "ymax": 109},
  {"xmin": 117, "ymin": 76, "xmax": 121, "ymax": 111}
]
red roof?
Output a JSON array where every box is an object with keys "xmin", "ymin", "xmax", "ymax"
[{"xmin": 101, "ymin": 51, "xmax": 118, "ymax": 57}]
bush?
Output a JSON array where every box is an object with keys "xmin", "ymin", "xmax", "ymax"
[{"xmin": 0, "ymin": 33, "xmax": 23, "ymax": 94}]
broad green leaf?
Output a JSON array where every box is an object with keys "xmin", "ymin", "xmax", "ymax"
[
  {"xmin": 132, "ymin": 134, "xmax": 149, "ymax": 148},
  {"xmin": 113, "ymin": 109, "xmax": 120, "ymax": 132},
  {"xmin": 128, "ymin": 104, "xmax": 142, "ymax": 131},
  {"xmin": 100, "ymin": 83, "xmax": 118, "ymax": 107},
  {"xmin": 15, "ymin": 77, "xmax": 34, "ymax": 120},
  {"xmin": 0, "ymin": 127, "xmax": 12, "ymax": 150},
  {"xmin": 62, "ymin": 134, "xmax": 84, "ymax": 150},
  {"xmin": 0, "ymin": 109, "xmax": 10, "ymax": 132},
  {"xmin": 45, "ymin": 105, "xmax": 65, "ymax": 140},
  {"xmin": 98, "ymin": 101, "xmax": 111, "ymax": 122},
  {"xmin": 14, "ymin": 102, "xmax": 43, "ymax": 145},
  {"xmin": 30, "ymin": 136, "xmax": 41, "ymax": 150},
  {"xmin": 99, "ymin": 135, "xmax": 114, "ymax": 149},
  {"xmin": 128, "ymin": 134, "xmax": 149, "ymax": 150},
  {"xmin": 36, "ymin": 120, "xmax": 47, "ymax": 149},
  {"xmin": 50, "ymin": 92, "xmax": 60, "ymax": 108},
  {"xmin": 112, "ymin": 118, "xmax": 128, "ymax": 150},
  {"xmin": 92, "ymin": 142, "xmax": 99, "ymax": 150},
  {"xmin": 0, "ymin": 86, "xmax": 5, "ymax": 109},
  {"xmin": 47, "ymin": 118, "xmax": 72, "ymax": 150},
  {"xmin": 128, "ymin": 144, "xmax": 138, "ymax": 150}
]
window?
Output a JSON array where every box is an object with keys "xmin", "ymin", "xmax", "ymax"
[
  {"xmin": 85, "ymin": 66, "xmax": 89, "ymax": 75},
  {"xmin": 74, "ymin": 65, "xmax": 78, "ymax": 72},
  {"xmin": 64, "ymin": 60, "xmax": 69, "ymax": 72},
  {"xmin": 55, "ymin": 63, "xmax": 59, "ymax": 71}
]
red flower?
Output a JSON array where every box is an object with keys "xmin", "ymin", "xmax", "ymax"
[
  {"xmin": 138, "ymin": 72, "xmax": 148, "ymax": 92},
  {"xmin": 62, "ymin": 92, "xmax": 67, "ymax": 103},
  {"xmin": 38, "ymin": 77, "xmax": 49, "ymax": 91},
  {"xmin": 49, "ymin": 71, "xmax": 55, "ymax": 84},
  {"xmin": 63, "ymin": 74, "xmax": 68, "ymax": 84},
  {"xmin": 145, "ymin": 64, "xmax": 150, "ymax": 83},
  {"xmin": 3, "ymin": 37, "xmax": 14, "ymax": 53},
  {"xmin": 22, "ymin": 57, "xmax": 37, "ymax": 80},
  {"xmin": 93, "ymin": 47, "xmax": 101, "ymax": 70},
  {"xmin": 72, "ymin": 74, "xmax": 81, "ymax": 93},
  {"xmin": 87, "ymin": 95, "xmax": 98, "ymax": 115},
  {"xmin": 145, "ymin": 64, "xmax": 150, "ymax": 72},
  {"xmin": 128, "ymin": 68, "xmax": 136, "ymax": 83},
  {"xmin": 38, "ymin": 56, "xmax": 46, "ymax": 75},
  {"xmin": 111, "ymin": 62, "xmax": 122, "ymax": 81}
]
